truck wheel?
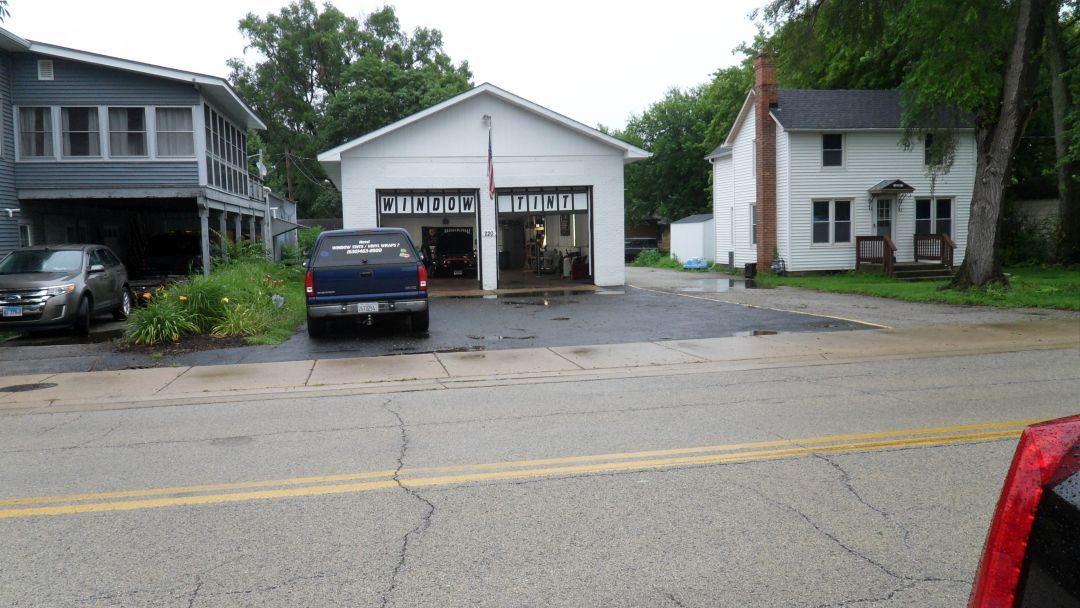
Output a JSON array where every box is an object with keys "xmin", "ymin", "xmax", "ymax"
[
  {"xmin": 410, "ymin": 309, "xmax": 429, "ymax": 332},
  {"xmin": 73, "ymin": 295, "xmax": 92, "ymax": 336},
  {"xmin": 112, "ymin": 288, "xmax": 132, "ymax": 321},
  {"xmin": 307, "ymin": 316, "xmax": 326, "ymax": 338}
]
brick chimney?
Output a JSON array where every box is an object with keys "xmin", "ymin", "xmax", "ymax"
[{"xmin": 754, "ymin": 52, "xmax": 778, "ymax": 270}]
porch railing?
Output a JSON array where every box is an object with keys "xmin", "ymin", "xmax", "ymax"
[
  {"xmin": 913, "ymin": 233, "xmax": 956, "ymax": 269},
  {"xmin": 856, "ymin": 235, "xmax": 896, "ymax": 276}
]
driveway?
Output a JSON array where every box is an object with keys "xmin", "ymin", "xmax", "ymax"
[{"xmin": 0, "ymin": 283, "xmax": 868, "ymax": 375}]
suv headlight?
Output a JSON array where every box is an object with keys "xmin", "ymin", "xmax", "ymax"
[{"xmin": 44, "ymin": 284, "xmax": 76, "ymax": 296}]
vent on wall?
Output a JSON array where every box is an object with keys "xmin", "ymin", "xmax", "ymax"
[{"xmin": 37, "ymin": 60, "xmax": 54, "ymax": 81}]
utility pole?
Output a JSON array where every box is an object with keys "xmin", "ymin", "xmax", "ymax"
[{"xmin": 285, "ymin": 147, "xmax": 295, "ymax": 201}]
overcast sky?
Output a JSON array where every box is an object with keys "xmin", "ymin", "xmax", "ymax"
[{"xmin": 5, "ymin": 0, "xmax": 764, "ymax": 130}]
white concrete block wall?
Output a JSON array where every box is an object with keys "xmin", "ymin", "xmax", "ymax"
[{"xmin": 334, "ymin": 92, "xmax": 633, "ymax": 289}]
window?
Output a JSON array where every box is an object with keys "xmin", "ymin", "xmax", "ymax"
[
  {"xmin": 750, "ymin": 204, "xmax": 757, "ymax": 245},
  {"xmin": 18, "ymin": 224, "xmax": 31, "ymax": 247},
  {"xmin": 812, "ymin": 200, "xmax": 852, "ymax": 244},
  {"xmin": 61, "ymin": 107, "xmax": 101, "ymax": 157},
  {"xmin": 155, "ymin": 108, "xmax": 194, "ymax": 157},
  {"xmin": 108, "ymin": 107, "xmax": 147, "ymax": 157},
  {"xmin": 18, "ymin": 107, "xmax": 54, "ymax": 158},
  {"xmin": 204, "ymin": 104, "xmax": 250, "ymax": 197},
  {"xmin": 822, "ymin": 133, "xmax": 843, "ymax": 167},
  {"xmin": 915, "ymin": 198, "xmax": 953, "ymax": 236},
  {"xmin": 924, "ymin": 133, "xmax": 934, "ymax": 166}
]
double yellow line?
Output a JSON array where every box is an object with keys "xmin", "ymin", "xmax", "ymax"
[{"xmin": 0, "ymin": 419, "xmax": 1037, "ymax": 520}]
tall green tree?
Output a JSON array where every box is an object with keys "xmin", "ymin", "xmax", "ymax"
[
  {"xmin": 229, "ymin": 2, "xmax": 472, "ymax": 218},
  {"xmin": 619, "ymin": 64, "xmax": 752, "ymax": 226},
  {"xmin": 760, "ymin": 0, "xmax": 1057, "ymax": 287}
]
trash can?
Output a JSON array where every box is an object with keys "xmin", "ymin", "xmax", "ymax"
[{"xmin": 744, "ymin": 262, "xmax": 757, "ymax": 279}]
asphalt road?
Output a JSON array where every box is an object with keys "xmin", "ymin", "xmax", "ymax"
[
  {"xmin": 1, "ymin": 346, "xmax": 1078, "ymax": 606},
  {"xmin": 0, "ymin": 286, "xmax": 867, "ymax": 375}
]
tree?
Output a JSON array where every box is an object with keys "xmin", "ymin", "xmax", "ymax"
[
  {"xmin": 618, "ymin": 64, "xmax": 752, "ymax": 226},
  {"xmin": 1045, "ymin": 1, "xmax": 1080, "ymax": 263},
  {"xmin": 229, "ymin": 2, "xmax": 472, "ymax": 218},
  {"xmin": 759, "ymin": 0, "xmax": 1056, "ymax": 287}
]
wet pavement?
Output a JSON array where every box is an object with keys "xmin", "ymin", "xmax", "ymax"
[{"xmin": 0, "ymin": 286, "xmax": 869, "ymax": 376}]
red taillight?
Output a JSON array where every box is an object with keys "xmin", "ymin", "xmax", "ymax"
[
  {"xmin": 969, "ymin": 415, "xmax": 1080, "ymax": 607},
  {"xmin": 305, "ymin": 270, "xmax": 314, "ymax": 297},
  {"xmin": 418, "ymin": 263, "xmax": 428, "ymax": 292}
]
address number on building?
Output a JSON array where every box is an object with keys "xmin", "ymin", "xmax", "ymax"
[{"xmin": 482, "ymin": 230, "xmax": 495, "ymax": 237}]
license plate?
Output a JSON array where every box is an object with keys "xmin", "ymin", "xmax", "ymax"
[
  {"xmin": 452, "ymin": 269, "xmax": 464, "ymax": 276},
  {"xmin": 2, "ymin": 306, "xmax": 23, "ymax": 317},
  {"xmin": 355, "ymin": 302, "xmax": 379, "ymax": 313}
]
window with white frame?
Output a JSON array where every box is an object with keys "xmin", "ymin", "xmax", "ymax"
[
  {"xmin": 108, "ymin": 107, "xmax": 147, "ymax": 157},
  {"xmin": 915, "ymin": 198, "xmax": 953, "ymax": 236},
  {"xmin": 812, "ymin": 199, "xmax": 852, "ymax": 244},
  {"xmin": 18, "ymin": 224, "xmax": 32, "ymax": 247},
  {"xmin": 18, "ymin": 107, "xmax": 54, "ymax": 158},
  {"xmin": 750, "ymin": 204, "xmax": 757, "ymax": 245},
  {"xmin": 822, "ymin": 133, "xmax": 843, "ymax": 167},
  {"xmin": 204, "ymin": 104, "xmax": 249, "ymax": 197},
  {"xmin": 155, "ymin": 108, "xmax": 194, "ymax": 157},
  {"xmin": 61, "ymin": 107, "xmax": 101, "ymax": 157}
]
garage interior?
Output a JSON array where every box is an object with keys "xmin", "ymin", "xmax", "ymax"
[{"xmin": 496, "ymin": 188, "xmax": 592, "ymax": 290}]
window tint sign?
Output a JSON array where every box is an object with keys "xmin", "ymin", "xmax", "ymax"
[
  {"xmin": 379, "ymin": 191, "xmax": 475, "ymax": 215},
  {"xmin": 497, "ymin": 190, "xmax": 589, "ymax": 214},
  {"xmin": 316, "ymin": 236, "xmax": 414, "ymax": 266}
]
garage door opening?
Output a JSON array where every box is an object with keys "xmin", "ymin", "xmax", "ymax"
[
  {"xmin": 376, "ymin": 189, "xmax": 481, "ymax": 294},
  {"xmin": 497, "ymin": 188, "xmax": 591, "ymax": 290}
]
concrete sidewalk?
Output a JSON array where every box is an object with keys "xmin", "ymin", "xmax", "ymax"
[{"xmin": 0, "ymin": 318, "xmax": 1075, "ymax": 415}]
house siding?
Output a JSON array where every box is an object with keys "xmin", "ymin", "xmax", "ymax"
[
  {"xmin": 16, "ymin": 162, "xmax": 198, "ymax": 188},
  {"xmin": 0, "ymin": 50, "xmax": 18, "ymax": 253},
  {"xmin": 712, "ymin": 156, "xmax": 733, "ymax": 265},
  {"xmin": 776, "ymin": 123, "xmax": 790, "ymax": 263},
  {"xmin": 731, "ymin": 107, "xmax": 756, "ymax": 267},
  {"xmin": 12, "ymin": 54, "xmax": 199, "ymax": 106},
  {"xmin": 784, "ymin": 130, "xmax": 974, "ymax": 271}
]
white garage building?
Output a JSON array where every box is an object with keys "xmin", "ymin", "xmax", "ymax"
[{"xmin": 318, "ymin": 83, "xmax": 650, "ymax": 290}]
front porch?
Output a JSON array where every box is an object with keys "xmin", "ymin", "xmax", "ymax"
[{"xmin": 856, "ymin": 233, "xmax": 957, "ymax": 280}]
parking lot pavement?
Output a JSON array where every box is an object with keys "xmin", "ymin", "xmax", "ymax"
[{"xmin": 0, "ymin": 286, "xmax": 870, "ymax": 375}]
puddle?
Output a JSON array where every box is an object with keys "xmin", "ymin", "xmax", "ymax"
[
  {"xmin": 434, "ymin": 345, "xmax": 486, "ymax": 354},
  {"xmin": 594, "ymin": 290, "xmax": 625, "ymax": 295},
  {"xmin": 733, "ymin": 329, "xmax": 779, "ymax": 337},
  {"xmin": 389, "ymin": 346, "xmax": 417, "ymax": 352},
  {"xmin": 0, "ymin": 382, "xmax": 58, "ymax": 392},
  {"xmin": 467, "ymin": 335, "xmax": 536, "ymax": 341},
  {"xmin": 676, "ymin": 279, "xmax": 758, "ymax": 293}
]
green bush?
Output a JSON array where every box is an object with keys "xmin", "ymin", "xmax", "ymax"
[
  {"xmin": 122, "ymin": 258, "xmax": 306, "ymax": 346},
  {"xmin": 630, "ymin": 249, "xmax": 685, "ymax": 270},
  {"xmin": 124, "ymin": 301, "xmax": 199, "ymax": 345},
  {"xmin": 298, "ymin": 226, "xmax": 323, "ymax": 256},
  {"xmin": 1001, "ymin": 202, "xmax": 1057, "ymax": 265}
]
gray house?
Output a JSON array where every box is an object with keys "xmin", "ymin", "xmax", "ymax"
[{"xmin": 0, "ymin": 26, "xmax": 270, "ymax": 275}]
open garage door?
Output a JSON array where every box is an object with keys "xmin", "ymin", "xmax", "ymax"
[
  {"xmin": 376, "ymin": 189, "xmax": 481, "ymax": 293},
  {"xmin": 496, "ymin": 187, "xmax": 592, "ymax": 289}
]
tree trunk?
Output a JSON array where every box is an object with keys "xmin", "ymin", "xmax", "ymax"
[
  {"xmin": 951, "ymin": 0, "xmax": 1053, "ymax": 288},
  {"xmin": 1046, "ymin": 5, "xmax": 1080, "ymax": 263}
]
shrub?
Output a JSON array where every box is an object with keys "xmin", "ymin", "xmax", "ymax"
[
  {"xmin": 212, "ymin": 301, "xmax": 271, "ymax": 337},
  {"xmin": 631, "ymin": 249, "xmax": 684, "ymax": 269},
  {"xmin": 124, "ymin": 301, "xmax": 199, "ymax": 345},
  {"xmin": 298, "ymin": 226, "xmax": 323, "ymax": 256},
  {"xmin": 1001, "ymin": 200, "xmax": 1057, "ymax": 265}
]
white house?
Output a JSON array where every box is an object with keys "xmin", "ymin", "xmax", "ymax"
[
  {"xmin": 669, "ymin": 214, "xmax": 715, "ymax": 263},
  {"xmin": 709, "ymin": 55, "xmax": 976, "ymax": 276},
  {"xmin": 318, "ymin": 83, "xmax": 650, "ymax": 290}
]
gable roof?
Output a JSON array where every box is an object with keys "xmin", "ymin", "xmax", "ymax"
[
  {"xmin": 318, "ymin": 82, "xmax": 651, "ymax": 164},
  {"xmin": 771, "ymin": 89, "xmax": 974, "ymax": 131},
  {"xmin": 671, "ymin": 213, "xmax": 714, "ymax": 224},
  {"xmin": 0, "ymin": 26, "xmax": 265, "ymax": 130},
  {"xmin": 705, "ymin": 145, "xmax": 731, "ymax": 160}
]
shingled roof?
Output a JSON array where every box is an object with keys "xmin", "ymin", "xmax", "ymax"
[{"xmin": 770, "ymin": 89, "xmax": 973, "ymax": 130}]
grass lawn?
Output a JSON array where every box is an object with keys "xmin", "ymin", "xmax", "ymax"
[{"xmin": 755, "ymin": 265, "xmax": 1080, "ymax": 310}]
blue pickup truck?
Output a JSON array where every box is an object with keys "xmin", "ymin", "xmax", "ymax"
[{"xmin": 304, "ymin": 228, "xmax": 429, "ymax": 338}]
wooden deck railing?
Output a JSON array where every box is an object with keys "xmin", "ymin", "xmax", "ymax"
[
  {"xmin": 856, "ymin": 235, "xmax": 896, "ymax": 276},
  {"xmin": 913, "ymin": 234, "xmax": 956, "ymax": 269}
]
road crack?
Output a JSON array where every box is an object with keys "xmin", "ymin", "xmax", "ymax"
[
  {"xmin": 186, "ymin": 579, "xmax": 202, "ymax": 608},
  {"xmin": 810, "ymin": 452, "xmax": 912, "ymax": 546},
  {"xmin": 379, "ymin": 398, "xmax": 435, "ymax": 608}
]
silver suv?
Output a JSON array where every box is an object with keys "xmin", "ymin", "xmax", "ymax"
[{"xmin": 0, "ymin": 245, "xmax": 132, "ymax": 334}]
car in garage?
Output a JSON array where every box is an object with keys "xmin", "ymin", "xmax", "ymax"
[
  {"xmin": 0, "ymin": 245, "xmax": 132, "ymax": 334},
  {"xmin": 969, "ymin": 414, "xmax": 1080, "ymax": 606},
  {"xmin": 433, "ymin": 229, "xmax": 477, "ymax": 277},
  {"xmin": 304, "ymin": 228, "xmax": 428, "ymax": 338}
]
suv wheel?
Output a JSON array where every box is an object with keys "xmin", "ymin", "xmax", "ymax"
[
  {"xmin": 72, "ymin": 295, "xmax": 91, "ymax": 336},
  {"xmin": 410, "ymin": 309, "xmax": 429, "ymax": 332},
  {"xmin": 307, "ymin": 316, "xmax": 326, "ymax": 338},
  {"xmin": 112, "ymin": 288, "xmax": 132, "ymax": 321}
]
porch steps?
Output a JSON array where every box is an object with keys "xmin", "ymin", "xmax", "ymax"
[{"xmin": 892, "ymin": 262, "xmax": 954, "ymax": 281}]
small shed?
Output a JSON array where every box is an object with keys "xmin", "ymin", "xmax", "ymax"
[{"xmin": 670, "ymin": 214, "xmax": 715, "ymax": 263}]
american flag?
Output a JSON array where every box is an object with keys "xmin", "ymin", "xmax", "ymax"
[{"xmin": 486, "ymin": 127, "xmax": 495, "ymax": 200}]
